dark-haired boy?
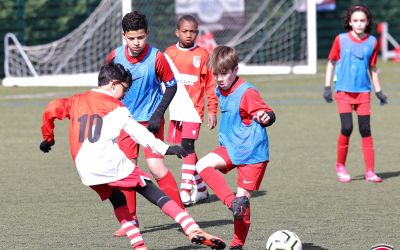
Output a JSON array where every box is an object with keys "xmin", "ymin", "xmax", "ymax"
[
  {"xmin": 164, "ymin": 14, "xmax": 218, "ymax": 206},
  {"xmin": 106, "ymin": 11, "xmax": 184, "ymax": 236},
  {"xmin": 39, "ymin": 62, "xmax": 226, "ymax": 250}
]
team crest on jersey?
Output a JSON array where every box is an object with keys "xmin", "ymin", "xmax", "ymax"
[{"xmin": 192, "ymin": 56, "xmax": 201, "ymax": 68}]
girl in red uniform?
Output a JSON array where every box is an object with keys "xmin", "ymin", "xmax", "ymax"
[{"xmin": 323, "ymin": 4, "xmax": 387, "ymax": 183}]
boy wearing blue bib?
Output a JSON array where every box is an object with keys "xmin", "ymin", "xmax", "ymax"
[{"xmin": 196, "ymin": 46, "xmax": 276, "ymax": 250}]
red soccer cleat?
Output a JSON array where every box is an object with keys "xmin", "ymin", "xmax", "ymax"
[{"xmin": 188, "ymin": 228, "xmax": 226, "ymax": 249}]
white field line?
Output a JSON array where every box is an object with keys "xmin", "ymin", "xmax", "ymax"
[{"xmin": 0, "ymin": 91, "xmax": 78, "ymax": 100}]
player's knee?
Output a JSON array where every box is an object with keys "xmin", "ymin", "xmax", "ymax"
[
  {"xmin": 341, "ymin": 125, "xmax": 353, "ymax": 137},
  {"xmin": 359, "ymin": 123, "xmax": 371, "ymax": 137},
  {"xmin": 358, "ymin": 115, "xmax": 371, "ymax": 137},
  {"xmin": 340, "ymin": 113, "xmax": 353, "ymax": 137},
  {"xmin": 109, "ymin": 189, "xmax": 127, "ymax": 209},
  {"xmin": 196, "ymin": 156, "xmax": 212, "ymax": 173},
  {"xmin": 181, "ymin": 138, "xmax": 195, "ymax": 154},
  {"xmin": 156, "ymin": 196, "xmax": 171, "ymax": 208}
]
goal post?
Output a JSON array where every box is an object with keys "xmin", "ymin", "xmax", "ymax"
[
  {"xmin": 3, "ymin": 0, "xmax": 317, "ymax": 87},
  {"xmin": 3, "ymin": 0, "xmax": 126, "ymax": 87},
  {"xmin": 235, "ymin": 0, "xmax": 317, "ymax": 75},
  {"xmin": 377, "ymin": 22, "xmax": 400, "ymax": 62}
]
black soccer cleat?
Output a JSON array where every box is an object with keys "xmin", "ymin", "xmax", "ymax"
[{"xmin": 231, "ymin": 196, "xmax": 250, "ymax": 220}]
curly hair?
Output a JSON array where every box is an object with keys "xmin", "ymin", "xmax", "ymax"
[
  {"xmin": 343, "ymin": 4, "xmax": 373, "ymax": 34},
  {"xmin": 122, "ymin": 11, "xmax": 148, "ymax": 33}
]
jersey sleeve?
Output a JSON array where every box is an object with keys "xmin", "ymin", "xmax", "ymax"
[
  {"xmin": 155, "ymin": 51, "xmax": 176, "ymax": 87},
  {"xmin": 41, "ymin": 98, "xmax": 71, "ymax": 142},
  {"xmin": 369, "ymin": 40, "xmax": 378, "ymax": 67},
  {"xmin": 240, "ymin": 89, "xmax": 273, "ymax": 124},
  {"xmin": 120, "ymin": 107, "xmax": 169, "ymax": 155},
  {"xmin": 203, "ymin": 65, "xmax": 218, "ymax": 115},
  {"xmin": 328, "ymin": 35, "xmax": 341, "ymax": 61},
  {"xmin": 106, "ymin": 49, "xmax": 116, "ymax": 63}
]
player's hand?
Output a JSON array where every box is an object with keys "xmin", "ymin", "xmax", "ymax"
[
  {"xmin": 254, "ymin": 111, "xmax": 270, "ymax": 125},
  {"xmin": 208, "ymin": 114, "xmax": 217, "ymax": 130},
  {"xmin": 147, "ymin": 111, "xmax": 163, "ymax": 134},
  {"xmin": 165, "ymin": 145, "xmax": 188, "ymax": 159},
  {"xmin": 375, "ymin": 91, "xmax": 388, "ymax": 105},
  {"xmin": 39, "ymin": 140, "xmax": 55, "ymax": 153},
  {"xmin": 323, "ymin": 86, "xmax": 333, "ymax": 103}
]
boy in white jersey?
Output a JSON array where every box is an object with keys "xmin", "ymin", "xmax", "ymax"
[{"xmin": 39, "ymin": 62, "xmax": 226, "ymax": 250}]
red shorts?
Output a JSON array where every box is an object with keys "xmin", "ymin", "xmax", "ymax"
[
  {"xmin": 335, "ymin": 92, "xmax": 371, "ymax": 115},
  {"xmin": 212, "ymin": 146, "xmax": 268, "ymax": 191},
  {"xmin": 90, "ymin": 167, "xmax": 152, "ymax": 201},
  {"xmin": 167, "ymin": 120, "xmax": 201, "ymax": 143},
  {"xmin": 118, "ymin": 119, "xmax": 165, "ymax": 159}
]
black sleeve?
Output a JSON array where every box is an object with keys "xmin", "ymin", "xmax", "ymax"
[
  {"xmin": 155, "ymin": 84, "xmax": 177, "ymax": 115},
  {"xmin": 264, "ymin": 111, "xmax": 276, "ymax": 127}
]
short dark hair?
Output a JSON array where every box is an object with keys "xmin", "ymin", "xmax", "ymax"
[
  {"xmin": 343, "ymin": 4, "xmax": 373, "ymax": 33},
  {"xmin": 122, "ymin": 11, "xmax": 148, "ymax": 33},
  {"xmin": 98, "ymin": 62, "xmax": 132, "ymax": 87},
  {"xmin": 177, "ymin": 15, "xmax": 198, "ymax": 29}
]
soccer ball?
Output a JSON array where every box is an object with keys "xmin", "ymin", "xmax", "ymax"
[{"xmin": 266, "ymin": 230, "xmax": 302, "ymax": 250}]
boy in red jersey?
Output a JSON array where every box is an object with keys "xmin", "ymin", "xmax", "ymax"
[
  {"xmin": 196, "ymin": 46, "xmax": 276, "ymax": 250},
  {"xmin": 323, "ymin": 4, "xmax": 387, "ymax": 183},
  {"xmin": 164, "ymin": 15, "xmax": 218, "ymax": 206},
  {"xmin": 39, "ymin": 62, "xmax": 226, "ymax": 250},
  {"xmin": 106, "ymin": 11, "xmax": 184, "ymax": 236}
]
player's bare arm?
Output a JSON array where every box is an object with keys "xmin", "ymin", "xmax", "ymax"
[{"xmin": 207, "ymin": 114, "xmax": 217, "ymax": 130}]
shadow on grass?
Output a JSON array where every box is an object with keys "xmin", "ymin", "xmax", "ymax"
[
  {"xmin": 191, "ymin": 190, "xmax": 267, "ymax": 206},
  {"xmin": 141, "ymin": 219, "xmax": 232, "ymax": 235},
  {"xmin": 352, "ymin": 170, "xmax": 400, "ymax": 181},
  {"xmin": 142, "ymin": 219, "xmax": 232, "ymax": 250},
  {"xmin": 303, "ymin": 242, "xmax": 329, "ymax": 250},
  {"xmin": 168, "ymin": 246, "xmax": 208, "ymax": 250},
  {"xmin": 162, "ymin": 240, "xmax": 329, "ymax": 250}
]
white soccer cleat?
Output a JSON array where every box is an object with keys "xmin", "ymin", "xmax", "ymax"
[
  {"xmin": 180, "ymin": 190, "xmax": 192, "ymax": 206},
  {"xmin": 191, "ymin": 189, "xmax": 209, "ymax": 204}
]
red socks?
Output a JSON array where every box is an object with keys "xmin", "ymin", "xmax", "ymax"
[
  {"xmin": 181, "ymin": 153, "xmax": 197, "ymax": 192},
  {"xmin": 181, "ymin": 153, "xmax": 207, "ymax": 193},
  {"xmin": 161, "ymin": 200, "xmax": 199, "ymax": 235},
  {"xmin": 230, "ymin": 206, "xmax": 251, "ymax": 248},
  {"xmin": 123, "ymin": 170, "xmax": 183, "ymax": 216},
  {"xmin": 114, "ymin": 206, "xmax": 144, "ymax": 248},
  {"xmin": 337, "ymin": 133, "xmax": 349, "ymax": 166},
  {"xmin": 199, "ymin": 167, "xmax": 235, "ymax": 208},
  {"xmin": 122, "ymin": 190, "xmax": 137, "ymax": 215},
  {"xmin": 337, "ymin": 133, "xmax": 375, "ymax": 172},
  {"xmin": 157, "ymin": 170, "xmax": 184, "ymax": 208},
  {"xmin": 362, "ymin": 136, "xmax": 375, "ymax": 172}
]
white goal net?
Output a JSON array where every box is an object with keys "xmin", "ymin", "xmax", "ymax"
[
  {"xmin": 3, "ymin": 0, "xmax": 123, "ymax": 86},
  {"xmin": 3, "ymin": 0, "xmax": 316, "ymax": 87}
]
